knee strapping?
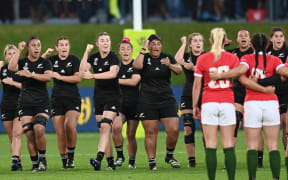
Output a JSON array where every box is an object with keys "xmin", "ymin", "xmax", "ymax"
[
  {"xmin": 34, "ymin": 115, "xmax": 48, "ymax": 127},
  {"xmin": 236, "ymin": 111, "xmax": 243, "ymax": 122},
  {"xmin": 185, "ymin": 133, "xmax": 195, "ymax": 144},
  {"xmin": 183, "ymin": 113, "xmax": 195, "ymax": 131},
  {"xmin": 99, "ymin": 118, "xmax": 113, "ymax": 128},
  {"xmin": 234, "ymin": 111, "xmax": 243, "ymax": 137},
  {"xmin": 22, "ymin": 122, "xmax": 34, "ymax": 134}
]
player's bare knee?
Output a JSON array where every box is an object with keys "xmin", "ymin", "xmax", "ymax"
[
  {"xmin": 13, "ymin": 129, "xmax": 22, "ymax": 139},
  {"xmin": 127, "ymin": 131, "xmax": 136, "ymax": 141},
  {"xmin": 112, "ymin": 123, "xmax": 122, "ymax": 133}
]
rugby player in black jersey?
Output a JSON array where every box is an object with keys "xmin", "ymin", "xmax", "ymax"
[
  {"xmin": 228, "ymin": 29, "xmax": 253, "ymax": 143},
  {"xmin": 8, "ymin": 37, "xmax": 52, "ymax": 172},
  {"xmin": 133, "ymin": 34, "xmax": 182, "ymax": 170},
  {"xmin": 112, "ymin": 38, "xmax": 140, "ymax": 169},
  {"xmin": 1, "ymin": 45, "xmax": 22, "ymax": 171},
  {"xmin": 42, "ymin": 37, "xmax": 81, "ymax": 169},
  {"xmin": 175, "ymin": 33, "xmax": 204, "ymax": 167},
  {"xmin": 267, "ymin": 27, "xmax": 288, "ymax": 150},
  {"xmin": 80, "ymin": 32, "xmax": 120, "ymax": 171}
]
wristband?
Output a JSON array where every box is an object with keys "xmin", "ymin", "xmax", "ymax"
[
  {"xmin": 141, "ymin": 48, "xmax": 146, "ymax": 51},
  {"xmin": 140, "ymin": 52, "xmax": 145, "ymax": 55}
]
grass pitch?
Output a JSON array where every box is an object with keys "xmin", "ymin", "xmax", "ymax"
[{"xmin": 0, "ymin": 130, "xmax": 286, "ymax": 180}]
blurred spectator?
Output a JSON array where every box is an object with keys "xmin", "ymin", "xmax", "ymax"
[
  {"xmin": 223, "ymin": 0, "xmax": 235, "ymax": 20},
  {"xmin": 94, "ymin": 0, "xmax": 109, "ymax": 23},
  {"xmin": 214, "ymin": 0, "xmax": 223, "ymax": 20},
  {"xmin": 166, "ymin": 0, "xmax": 183, "ymax": 18},
  {"xmin": 109, "ymin": 0, "xmax": 122, "ymax": 23},
  {"xmin": 74, "ymin": 0, "xmax": 93, "ymax": 23},
  {"xmin": 188, "ymin": 0, "xmax": 203, "ymax": 20},
  {"xmin": 119, "ymin": 0, "xmax": 132, "ymax": 23},
  {"xmin": 272, "ymin": 0, "xmax": 288, "ymax": 19},
  {"xmin": 56, "ymin": 0, "xmax": 76, "ymax": 18},
  {"xmin": 0, "ymin": 0, "xmax": 14, "ymax": 24},
  {"xmin": 29, "ymin": 0, "xmax": 44, "ymax": 23},
  {"xmin": 148, "ymin": 0, "xmax": 168, "ymax": 20},
  {"xmin": 200, "ymin": 0, "xmax": 221, "ymax": 21}
]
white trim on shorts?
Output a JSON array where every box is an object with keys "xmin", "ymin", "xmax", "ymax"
[
  {"xmin": 201, "ymin": 102, "xmax": 236, "ymax": 126},
  {"xmin": 243, "ymin": 100, "xmax": 280, "ymax": 128}
]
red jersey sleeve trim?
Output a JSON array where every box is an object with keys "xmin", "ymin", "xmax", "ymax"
[
  {"xmin": 240, "ymin": 62, "xmax": 249, "ymax": 69},
  {"xmin": 276, "ymin": 64, "xmax": 284, "ymax": 71},
  {"xmin": 194, "ymin": 73, "xmax": 203, "ymax": 77}
]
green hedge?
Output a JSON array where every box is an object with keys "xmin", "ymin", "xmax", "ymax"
[{"xmin": 0, "ymin": 23, "xmax": 287, "ymax": 86}]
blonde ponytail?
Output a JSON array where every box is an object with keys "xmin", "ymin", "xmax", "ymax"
[{"xmin": 210, "ymin": 28, "xmax": 226, "ymax": 61}]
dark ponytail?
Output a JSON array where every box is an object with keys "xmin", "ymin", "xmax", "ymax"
[{"xmin": 251, "ymin": 33, "xmax": 268, "ymax": 75}]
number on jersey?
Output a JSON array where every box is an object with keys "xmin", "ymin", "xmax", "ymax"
[
  {"xmin": 251, "ymin": 68, "xmax": 265, "ymax": 79},
  {"xmin": 208, "ymin": 66, "xmax": 230, "ymax": 88}
]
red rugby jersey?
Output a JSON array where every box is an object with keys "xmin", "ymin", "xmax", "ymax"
[
  {"xmin": 194, "ymin": 51, "xmax": 239, "ymax": 104},
  {"xmin": 240, "ymin": 53, "xmax": 284, "ymax": 101}
]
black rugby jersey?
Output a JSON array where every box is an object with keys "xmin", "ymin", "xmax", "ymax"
[
  {"xmin": 48, "ymin": 54, "xmax": 80, "ymax": 99},
  {"xmin": 228, "ymin": 47, "xmax": 253, "ymax": 96},
  {"xmin": 267, "ymin": 45, "xmax": 288, "ymax": 63},
  {"xmin": 139, "ymin": 53, "xmax": 177, "ymax": 105},
  {"xmin": 87, "ymin": 51, "xmax": 121, "ymax": 102},
  {"xmin": 118, "ymin": 60, "xmax": 139, "ymax": 98},
  {"xmin": 182, "ymin": 52, "xmax": 202, "ymax": 97},
  {"xmin": 0, "ymin": 64, "xmax": 21, "ymax": 109},
  {"xmin": 267, "ymin": 46, "xmax": 288, "ymax": 95},
  {"xmin": 18, "ymin": 57, "xmax": 52, "ymax": 106}
]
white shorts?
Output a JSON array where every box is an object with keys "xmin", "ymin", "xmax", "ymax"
[
  {"xmin": 244, "ymin": 100, "xmax": 280, "ymax": 128},
  {"xmin": 201, "ymin": 102, "xmax": 236, "ymax": 126}
]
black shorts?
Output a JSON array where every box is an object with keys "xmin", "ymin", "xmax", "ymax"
[
  {"xmin": 277, "ymin": 93, "xmax": 288, "ymax": 114},
  {"xmin": 120, "ymin": 99, "xmax": 138, "ymax": 120},
  {"xmin": 94, "ymin": 101, "xmax": 120, "ymax": 115},
  {"xmin": 137, "ymin": 102, "xmax": 178, "ymax": 120},
  {"xmin": 180, "ymin": 96, "xmax": 192, "ymax": 110},
  {"xmin": 233, "ymin": 88, "xmax": 245, "ymax": 105},
  {"xmin": 51, "ymin": 99, "xmax": 81, "ymax": 116},
  {"xmin": 1, "ymin": 108, "xmax": 18, "ymax": 121},
  {"xmin": 18, "ymin": 104, "xmax": 50, "ymax": 117}
]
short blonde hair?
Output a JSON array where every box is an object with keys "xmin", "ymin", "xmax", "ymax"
[{"xmin": 3, "ymin": 44, "xmax": 17, "ymax": 57}]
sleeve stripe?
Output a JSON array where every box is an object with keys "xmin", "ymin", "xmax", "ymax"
[
  {"xmin": 194, "ymin": 73, "xmax": 203, "ymax": 77},
  {"xmin": 276, "ymin": 64, "xmax": 285, "ymax": 71},
  {"xmin": 240, "ymin": 62, "xmax": 249, "ymax": 69}
]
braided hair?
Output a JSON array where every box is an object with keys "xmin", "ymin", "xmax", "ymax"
[{"xmin": 251, "ymin": 33, "xmax": 268, "ymax": 75}]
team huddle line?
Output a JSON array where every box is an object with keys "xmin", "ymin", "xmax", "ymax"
[{"xmin": 2, "ymin": 27, "xmax": 288, "ymax": 180}]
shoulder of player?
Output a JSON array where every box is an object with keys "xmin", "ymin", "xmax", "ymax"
[
  {"xmin": 268, "ymin": 54, "xmax": 282, "ymax": 61},
  {"xmin": 67, "ymin": 54, "xmax": 80, "ymax": 62},
  {"xmin": 46, "ymin": 55, "xmax": 58, "ymax": 62},
  {"xmin": 183, "ymin": 52, "xmax": 189, "ymax": 59},
  {"xmin": 107, "ymin": 51, "xmax": 120, "ymax": 61},
  {"xmin": 226, "ymin": 47, "xmax": 238, "ymax": 53},
  {"xmin": 240, "ymin": 53, "xmax": 252, "ymax": 60},
  {"xmin": 89, "ymin": 52, "xmax": 100, "ymax": 59}
]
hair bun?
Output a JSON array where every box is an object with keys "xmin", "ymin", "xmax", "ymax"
[{"xmin": 122, "ymin": 37, "xmax": 130, "ymax": 42}]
